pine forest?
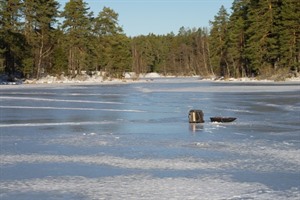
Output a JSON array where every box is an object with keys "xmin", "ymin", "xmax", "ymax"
[{"xmin": 1, "ymin": 0, "xmax": 299, "ymax": 81}]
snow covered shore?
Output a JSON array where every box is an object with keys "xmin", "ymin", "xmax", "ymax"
[
  {"xmin": 211, "ymin": 76, "xmax": 300, "ymax": 82},
  {"xmin": 23, "ymin": 72, "xmax": 164, "ymax": 84},
  {"xmin": 1, "ymin": 72, "xmax": 300, "ymax": 87}
]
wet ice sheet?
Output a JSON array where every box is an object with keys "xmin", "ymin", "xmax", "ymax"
[
  {"xmin": 134, "ymin": 79, "xmax": 300, "ymax": 93},
  {"xmin": 0, "ymin": 78, "xmax": 299, "ymax": 199}
]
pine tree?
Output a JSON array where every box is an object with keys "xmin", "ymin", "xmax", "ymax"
[
  {"xmin": 226, "ymin": 0, "xmax": 248, "ymax": 77},
  {"xmin": 0, "ymin": 0, "xmax": 25, "ymax": 79},
  {"xmin": 209, "ymin": 5, "xmax": 229, "ymax": 77},
  {"xmin": 278, "ymin": 0, "xmax": 300, "ymax": 72},
  {"xmin": 177, "ymin": 27, "xmax": 194, "ymax": 75},
  {"xmin": 108, "ymin": 34, "xmax": 131, "ymax": 78},
  {"xmin": 23, "ymin": 0, "xmax": 59, "ymax": 79},
  {"xmin": 92, "ymin": 6, "xmax": 127, "ymax": 77},
  {"xmin": 244, "ymin": 0, "xmax": 280, "ymax": 76},
  {"xmin": 131, "ymin": 35, "xmax": 155, "ymax": 74},
  {"xmin": 50, "ymin": 28, "xmax": 68, "ymax": 75},
  {"xmin": 191, "ymin": 28, "xmax": 211, "ymax": 76},
  {"xmin": 61, "ymin": 0, "xmax": 92, "ymax": 77},
  {"xmin": 93, "ymin": 7, "xmax": 123, "ymax": 36}
]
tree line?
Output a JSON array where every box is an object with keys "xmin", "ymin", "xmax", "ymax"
[{"xmin": 1, "ymin": 0, "xmax": 299, "ymax": 81}]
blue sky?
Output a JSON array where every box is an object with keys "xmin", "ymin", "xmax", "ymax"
[{"xmin": 58, "ymin": 0, "xmax": 233, "ymax": 36}]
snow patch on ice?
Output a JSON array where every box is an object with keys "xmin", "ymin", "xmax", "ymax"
[
  {"xmin": 1, "ymin": 175, "xmax": 299, "ymax": 200},
  {"xmin": 190, "ymin": 140, "xmax": 300, "ymax": 171},
  {"xmin": 0, "ymin": 154, "xmax": 235, "ymax": 170},
  {"xmin": 0, "ymin": 105, "xmax": 145, "ymax": 114},
  {"xmin": 0, "ymin": 121, "xmax": 117, "ymax": 128},
  {"xmin": 1, "ymin": 148, "xmax": 299, "ymax": 173},
  {"xmin": 0, "ymin": 96, "xmax": 125, "ymax": 105}
]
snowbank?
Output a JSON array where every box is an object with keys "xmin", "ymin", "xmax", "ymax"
[
  {"xmin": 286, "ymin": 76, "xmax": 300, "ymax": 82},
  {"xmin": 22, "ymin": 74, "xmax": 140, "ymax": 85},
  {"xmin": 143, "ymin": 72, "xmax": 161, "ymax": 78},
  {"xmin": 124, "ymin": 72, "xmax": 138, "ymax": 79},
  {"xmin": 23, "ymin": 74, "xmax": 104, "ymax": 84},
  {"xmin": 124, "ymin": 72, "xmax": 162, "ymax": 79},
  {"xmin": 202, "ymin": 76, "xmax": 300, "ymax": 83},
  {"xmin": 1, "ymin": 72, "xmax": 300, "ymax": 86},
  {"xmin": 22, "ymin": 72, "xmax": 162, "ymax": 85}
]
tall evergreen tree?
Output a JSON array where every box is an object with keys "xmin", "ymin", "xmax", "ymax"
[
  {"xmin": 23, "ymin": 0, "xmax": 59, "ymax": 78},
  {"xmin": 0, "ymin": 0, "xmax": 25, "ymax": 78},
  {"xmin": 244, "ymin": 0, "xmax": 280, "ymax": 76},
  {"xmin": 131, "ymin": 35, "xmax": 154, "ymax": 74},
  {"xmin": 61, "ymin": 0, "xmax": 92, "ymax": 77},
  {"xmin": 278, "ymin": 0, "xmax": 300, "ymax": 72},
  {"xmin": 108, "ymin": 34, "xmax": 131, "ymax": 77},
  {"xmin": 92, "ymin": 7, "xmax": 129, "ymax": 77},
  {"xmin": 50, "ymin": 28, "xmax": 68, "ymax": 75},
  {"xmin": 209, "ymin": 5, "xmax": 229, "ymax": 77},
  {"xmin": 190, "ymin": 28, "xmax": 211, "ymax": 76},
  {"xmin": 226, "ymin": 0, "xmax": 248, "ymax": 77},
  {"xmin": 93, "ymin": 6, "xmax": 123, "ymax": 36}
]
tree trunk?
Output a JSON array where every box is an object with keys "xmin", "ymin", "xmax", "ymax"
[
  {"xmin": 69, "ymin": 48, "xmax": 75, "ymax": 77},
  {"xmin": 206, "ymin": 42, "xmax": 215, "ymax": 76},
  {"xmin": 201, "ymin": 38, "xmax": 209, "ymax": 75},
  {"xmin": 36, "ymin": 34, "xmax": 44, "ymax": 79}
]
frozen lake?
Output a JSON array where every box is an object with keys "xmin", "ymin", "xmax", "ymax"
[{"xmin": 1, "ymin": 78, "xmax": 300, "ymax": 199}]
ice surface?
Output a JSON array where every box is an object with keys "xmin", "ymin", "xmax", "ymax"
[{"xmin": 0, "ymin": 78, "xmax": 299, "ymax": 199}]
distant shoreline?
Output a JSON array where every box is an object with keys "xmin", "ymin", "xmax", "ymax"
[{"xmin": 1, "ymin": 74, "xmax": 299, "ymax": 90}]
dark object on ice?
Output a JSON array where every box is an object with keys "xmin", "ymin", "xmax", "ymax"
[
  {"xmin": 210, "ymin": 117, "xmax": 236, "ymax": 123},
  {"xmin": 188, "ymin": 110, "xmax": 204, "ymax": 123}
]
